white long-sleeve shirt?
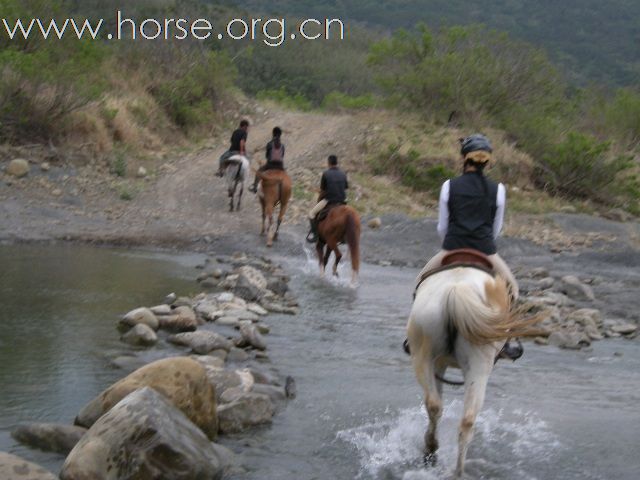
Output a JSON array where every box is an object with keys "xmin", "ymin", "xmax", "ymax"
[{"xmin": 436, "ymin": 179, "xmax": 506, "ymax": 242}]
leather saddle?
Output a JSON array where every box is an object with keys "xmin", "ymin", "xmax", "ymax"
[{"xmin": 415, "ymin": 248, "xmax": 494, "ymax": 296}]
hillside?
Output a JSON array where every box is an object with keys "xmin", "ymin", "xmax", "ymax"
[{"xmin": 219, "ymin": 0, "xmax": 640, "ymax": 86}]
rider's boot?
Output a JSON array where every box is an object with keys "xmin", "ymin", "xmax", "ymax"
[
  {"xmin": 306, "ymin": 218, "xmax": 318, "ymax": 243},
  {"xmin": 497, "ymin": 339, "xmax": 523, "ymax": 362}
]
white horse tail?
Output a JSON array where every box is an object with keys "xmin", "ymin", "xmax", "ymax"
[{"xmin": 446, "ymin": 276, "xmax": 536, "ymax": 344}]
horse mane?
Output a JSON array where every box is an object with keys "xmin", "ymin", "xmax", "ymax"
[{"xmin": 446, "ymin": 276, "xmax": 541, "ymax": 344}]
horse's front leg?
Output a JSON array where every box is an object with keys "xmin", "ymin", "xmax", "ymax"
[
  {"xmin": 455, "ymin": 349, "xmax": 493, "ymax": 478},
  {"xmin": 332, "ymin": 244, "xmax": 342, "ymax": 277}
]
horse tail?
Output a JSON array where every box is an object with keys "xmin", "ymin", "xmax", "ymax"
[
  {"xmin": 446, "ymin": 276, "xmax": 538, "ymax": 344},
  {"xmin": 345, "ymin": 210, "xmax": 360, "ymax": 273}
]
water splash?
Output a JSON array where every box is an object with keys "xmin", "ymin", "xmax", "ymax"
[
  {"xmin": 301, "ymin": 241, "xmax": 356, "ymax": 288},
  {"xmin": 337, "ymin": 400, "xmax": 561, "ymax": 479}
]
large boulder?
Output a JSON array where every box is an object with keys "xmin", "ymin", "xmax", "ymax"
[
  {"xmin": 233, "ymin": 275, "xmax": 263, "ymax": 302},
  {"xmin": 6, "ymin": 159, "xmax": 30, "ymax": 178},
  {"xmin": 120, "ymin": 323, "xmax": 157, "ymax": 346},
  {"xmin": 168, "ymin": 331, "xmax": 233, "ymax": 354},
  {"xmin": 235, "ymin": 266, "xmax": 267, "ymax": 290},
  {"xmin": 559, "ymin": 275, "xmax": 595, "ymax": 301},
  {"xmin": 75, "ymin": 357, "xmax": 217, "ymax": 439},
  {"xmin": 11, "ymin": 423, "xmax": 86, "ymax": 455},
  {"xmin": 158, "ymin": 306, "xmax": 199, "ymax": 332},
  {"xmin": 217, "ymin": 393, "xmax": 275, "ymax": 434},
  {"xmin": 61, "ymin": 387, "xmax": 224, "ymax": 480},
  {"xmin": 238, "ymin": 323, "xmax": 267, "ymax": 351},
  {"xmin": 0, "ymin": 452, "xmax": 58, "ymax": 479},
  {"xmin": 118, "ymin": 307, "xmax": 158, "ymax": 331}
]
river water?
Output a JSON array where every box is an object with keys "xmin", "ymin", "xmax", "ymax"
[{"xmin": 1, "ymin": 244, "xmax": 639, "ymax": 479}]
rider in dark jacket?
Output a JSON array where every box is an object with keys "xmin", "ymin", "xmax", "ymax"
[
  {"xmin": 250, "ymin": 127, "xmax": 285, "ymax": 193},
  {"xmin": 306, "ymin": 155, "xmax": 349, "ymax": 243}
]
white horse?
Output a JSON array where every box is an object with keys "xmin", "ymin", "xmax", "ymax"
[
  {"xmin": 407, "ymin": 267, "xmax": 536, "ymax": 478},
  {"xmin": 224, "ymin": 154, "xmax": 249, "ymax": 212}
]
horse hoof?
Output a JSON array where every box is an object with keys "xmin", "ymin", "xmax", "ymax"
[{"xmin": 423, "ymin": 452, "xmax": 438, "ymax": 468}]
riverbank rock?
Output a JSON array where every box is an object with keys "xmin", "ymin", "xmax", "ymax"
[
  {"xmin": 11, "ymin": 423, "xmax": 86, "ymax": 455},
  {"xmin": 168, "ymin": 331, "xmax": 233, "ymax": 354},
  {"xmin": 120, "ymin": 323, "xmax": 157, "ymax": 346},
  {"xmin": 119, "ymin": 307, "xmax": 158, "ymax": 331},
  {"xmin": 61, "ymin": 388, "xmax": 225, "ymax": 480},
  {"xmin": 217, "ymin": 393, "xmax": 275, "ymax": 434},
  {"xmin": 368, "ymin": 217, "xmax": 382, "ymax": 229},
  {"xmin": 75, "ymin": 357, "xmax": 218, "ymax": 439},
  {"xmin": 6, "ymin": 159, "xmax": 30, "ymax": 178},
  {"xmin": 0, "ymin": 452, "xmax": 58, "ymax": 480},
  {"xmin": 559, "ymin": 275, "xmax": 595, "ymax": 301},
  {"xmin": 238, "ymin": 323, "xmax": 267, "ymax": 351},
  {"xmin": 548, "ymin": 330, "xmax": 591, "ymax": 350},
  {"xmin": 233, "ymin": 275, "xmax": 263, "ymax": 302},
  {"xmin": 158, "ymin": 305, "xmax": 198, "ymax": 332}
]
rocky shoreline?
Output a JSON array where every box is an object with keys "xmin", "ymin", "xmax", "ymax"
[{"xmin": 2, "ymin": 252, "xmax": 300, "ymax": 479}]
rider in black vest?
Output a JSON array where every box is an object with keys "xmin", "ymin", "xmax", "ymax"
[{"xmin": 406, "ymin": 134, "xmax": 522, "ymax": 361}]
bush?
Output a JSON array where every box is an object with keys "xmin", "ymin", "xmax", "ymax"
[
  {"xmin": 322, "ymin": 91, "xmax": 378, "ymax": 111},
  {"xmin": 537, "ymin": 132, "xmax": 636, "ymax": 202},
  {"xmin": 256, "ymin": 87, "xmax": 312, "ymax": 111},
  {"xmin": 371, "ymin": 143, "xmax": 456, "ymax": 194}
]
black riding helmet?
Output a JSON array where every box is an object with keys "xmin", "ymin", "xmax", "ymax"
[{"xmin": 460, "ymin": 134, "xmax": 492, "ymax": 156}]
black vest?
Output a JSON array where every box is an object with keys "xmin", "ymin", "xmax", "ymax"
[{"xmin": 442, "ymin": 172, "xmax": 499, "ymax": 255}]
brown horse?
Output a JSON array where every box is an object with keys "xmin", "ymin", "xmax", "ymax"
[
  {"xmin": 316, "ymin": 205, "xmax": 361, "ymax": 284},
  {"xmin": 257, "ymin": 170, "xmax": 292, "ymax": 247}
]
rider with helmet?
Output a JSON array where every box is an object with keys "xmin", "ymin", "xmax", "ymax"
[{"xmin": 413, "ymin": 134, "xmax": 521, "ymax": 359}]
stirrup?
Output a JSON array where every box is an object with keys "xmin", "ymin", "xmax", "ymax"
[
  {"xmin": 306, "ymin": 231, "xmax": 317, "ymax": 244},
  {"xmin": 249, "ymin": 184, "xmax": 257, "ymax": 194},
  {"xmin": 495, "ymin": 339, "xmax": 523, "ymax": 363}
]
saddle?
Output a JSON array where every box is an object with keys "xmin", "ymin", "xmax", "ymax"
[{"xmin": 415, "ymin": 248, "xmax": 494, "ymax": 295}]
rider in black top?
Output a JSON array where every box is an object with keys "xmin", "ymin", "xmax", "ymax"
[
  {"xmin": 250, "ymin": 127, "xmax": 285, "ymax": 193},
  {"xmin": 217, "ymin": 119, "xmax": 249, "ymax": 177}
]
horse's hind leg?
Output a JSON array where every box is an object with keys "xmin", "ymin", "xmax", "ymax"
[
  {"xmin": 407, "ymin": 320, "xmax": 442, "ymax": 464},
  {"xmin": 316, "ymin": 243, "xmax": 326, "ymax": 276},
  {"xmin": 236, "ymin": 183, "xmax": 243, "ymax": 211},
  {"xmin": 455, "ymin": 347, "xmax": 493, "ymax": 478}
]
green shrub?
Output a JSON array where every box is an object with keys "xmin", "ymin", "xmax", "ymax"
[
  {"xmin": 110, "ymin": 150, "xmax": 127, "ymax": 177},
  {"xmin": 370, "ymin": 142, "xmax": 456, "ymax": 194},
  {"xmin": 322, "ymin": 91, "xmax": 378, "ymax": 111},
  {"xmin": 256, "ymin": 87, "xmax": 312, "ymax": 111},
  {"xmin": 537, "ymin": 132, "xmax": 636, "ymax": 202}
]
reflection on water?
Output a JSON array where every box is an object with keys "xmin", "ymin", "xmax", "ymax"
[
  {"xmin": 0, "ymin": 244, "xmax": 201, "ymax": 469},
  {"xmin": 0, "ymin": 244, "xmax": 639, "ymax": 480}
]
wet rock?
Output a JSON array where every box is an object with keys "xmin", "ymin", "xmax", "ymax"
[
  {"xmin": 611, "ymin": 323, "xmax": 637, "ymax": 335},
  {"xmin": 61, "ymin": 388, "xmax": 224, "ymax": 480},
  {"xmin": 210, "ymin": 442, "xmax": 243, "ymax": 476},
  {"xmin": 233, "ymin": 275, "xmax": 263, "ymax": 302},
  {"xmin": 536, "ymin": 277, "xmax": 555, "ymax": 290},
  {"xmin": 192, "ymin": 354, "xmax": 225, "ymax": 370},
  {"xmin": 267, "ymin": 278, "xmax": 288, "ymax": 296},
  {"xmin": 256, "ymin": 323, "xmax": 270, "ymax": 335},
  {"xmin": 210, "ymin": 349, "xmax": 228, "ymax": 361},
  {"xmin": 158, "ymin": 306, "xmax": 198, "ymax": 332},
  {"xmin": 226, "ymin": 309, "xmax": 259, "ymax": 322},
  {"xmin": 201, "ymin": 369, "xmax": 244, "ymax": 401},
  {"xmin": 238, "ymin": 323, "xmax": 267, "ymax": 350},
  {"xmin": 217, "ymin": 316, "xmax": 240, "ymax": 327},
  {"xmin": 6, "ymin": 159, "xmax": 30, "ymax": 178},
  {"xmin": 200, "ymin": 278, "xmax": 219, "ymax": 289},
  {"xmin": 251, "ymin": 384, "xmax": 287, "ymax": 409},
  {"xmin": 227, "ymin": 347, "xmax": 250, "ymax": 362},
  {"xmin": 286, "ymin": 375, "xmax": 297, "ymax": 397},
  {"xmin": 368, "ymin": 217, "xmax": 382, "ymax": 229},
  {"xmin": 75, "ymin": 357, "xmax": 218, "ymax": 439},
  {"xmin": 217, "ymin": 393, "xmax": 275, "ymax": 434},
  {"xmin": 164, "ymin": 292, "xmax": 177, "ymax": 304},
  {"xmin": 11, "ymin": 423, "xmax": 86, "ymax": 455},
  {"xmin": 119, "ymin": 307, "xmax": 158, "ymax": 331},
  {"xmin": 236, "ymin": 266, "xmax": 268, "ymax": 290},
  {"xmin": 173, "ymin": 296, "xmax": 193, "ymax": 307},
  {"xmin": 247, "ymin": 303, "xmax": 268, "ymax": 316},
  {"xmin": 168, "ymin": 331, "xmax": 233, "ymax": 354},
  {"xmin": 529, "ymin": 267, "xmax": 549, "ymax": 279},
  {"xmin": 548, "ymin": 331, "xmax": 591, "ymax": 350},
  {"xmin": 260, "ymin": 300, "xmax": 299, "ymax": 315},
  {"xmin": 149, "ymin": 304, "xmax": 171, "ymax": 316},
  {"xmin": 0, "ymin": 452, "xmax": 57, "ymax": 479},
  {"xmin": 217, "ymin": 292, "xmax": 235, "ymax": 303},
  {"xmin": 120, "ymin": 323, "xmax": 157, "ymax": 346},
  {"xmin": 559, "ymin": 275, "xmax": 595, "ymax": 301}
]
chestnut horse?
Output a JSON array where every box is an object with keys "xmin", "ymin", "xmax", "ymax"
[
  {"xmin": 257, "ymin": 170, "xmax": 292, "ymax": 247},
  {"xmin": 316, "ymin": 205, "xmax": 361, "ymax": 285},
  {"xmin": 407, "ymin": 268, "xmax": 539, "ymax": 477}
]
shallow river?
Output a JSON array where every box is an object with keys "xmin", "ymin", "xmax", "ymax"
[{"xmin": 1, "ymin": 244, "xmax": 639, "ymax": 479}]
